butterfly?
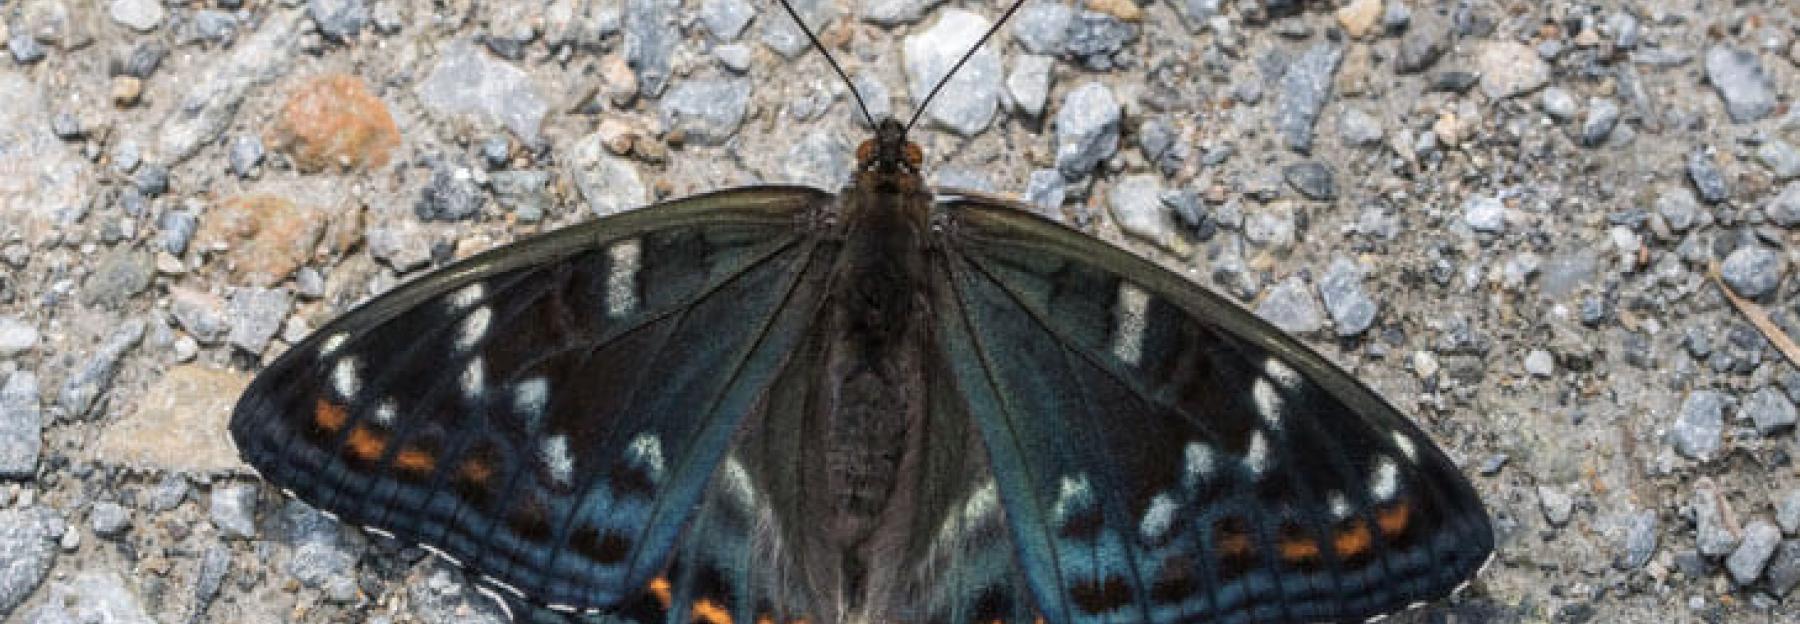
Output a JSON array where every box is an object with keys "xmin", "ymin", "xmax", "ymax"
[{"xmin": 229, "ymin": 3, "xmax": 1493, "ymax": 623}]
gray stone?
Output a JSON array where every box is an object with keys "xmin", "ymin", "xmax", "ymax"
[
  {"xmin": 0, "ymin": 316, "xmax": 38, "ymax": 357},
  {"xmin": 1524, "ymin": 349, "xmax": 1555, "ymax": 377},
  {"xmin": 479, "ymin": 135, "xmax": 511, "ymax": 169},
  {"xmin": 1136, "ymin": 117, "xmax": 1187, "ymax": 178},
  {"xmin": 1579, "ymin": 97, "xmax": 1620, "ymax": 147},
  {"xmin": 1477, "ymin": 40, "xmax": 1550, "ymax": 99},
  {"xmin": 1694, "ymin": 477, "xmax": 1741, "ymax": 556},
  {"xmin": 35, "ymin": 572, "xmax": 155, "ymax": 624},
  {"xmin": 1012, "ymin": 3, "xmax": 1072, "ymax": 56},
  {"xmin": 147, "ymin": 475, "xmax": 190, "ymax": 513},
  {"xmin": 761, "ymin": 0, "xmax": 833, "ymax": 58},
  {"xmin": 182, "ymin": 9, "xmax": 240, "ymax": 46},
  {"xmin": 109, "ymin": 141, "xmax": 142, "ymax": 176},
  {"xmin": 1275, "ymin": 43, "xmax": 1342, "ymax": 154},
  {"xmin": 156, "ymin": 13, "xmax": 300, "ymax": 163},
  {"xmin": 1738, "ymin": 387, "xmax": 1797, "ymax": 436},
  {"xmin": 1007, "ymin": 54, "xmax": 1054, "ymax": 119},
  {"xmin": 1540, "ymin": 87, "xmax": 1578, "ymax": 122},
  {"xmin": 782, "ymin": 130, "xmax": 853, "ymax": 190},
  {"xmin": 123, "ymin": 42, "xmax": 167, "ymax": 79},
  {"xmin": 0, "ymin": 506, "xmax": 64, "ymax": 614},
  {"xmin": 0, "ymin": 372, "xmax": 42, "ymax": 479},
  {"xmin": 418, "ymin": 42, "xmax": 550, "ymax": 142},
  {"xmin": 1673, "ymin": 390, "xmax": 1728, "ymax": 460},
  {"xmin": 489, "ymin": 170, "xmax": 551, "ymax": 223},
  {"xmin": 1394, "ymin": 9, "xmax": 1449, "ymax": 73},
  {"xmin": 59, "ymin": 320, "xmax": 146, "ymax": 419},
  {"xmin": 568, "ymin": 132, "xmax": 648, "ymax": 217},
  {"xmin": 659, "ymin": 78, "xmax": 752, "ymax": 145},
  {"xmin": 846, "ymin": 72, "xmax": 892, "ymax": 127},
  {"xmin": 1338, "ymin": 107, "xmax": 1383, "ymax": 147},
  {"xmin": 133, "ymin": 164, "xmax": 169, "ymax": 197},
  {"xmin": 932, "ymin": 169, "xmax": 993, "ymax": 193},
  {"xmin": 1053, "ymin": 82, "xmax": 1121, "ymax": 180},
  {"xmin": 110, "ymin": 0, "xmax": 166, "ymax": 32},
  {"xmin": 1538, "ymin": 485, "xmax": 1574, "ymax": 527},
  {"xmin": 1256, "ymin": 275, "xmax": 1324, "ymax": 334},
  {"xmin": 1282, "ymin": 162, "xmax": 1335, "ymax": 201},
  {"xmin": 89, "ymin": 502, "xmax": 131, "ymax": 538},
  {"xmin": 210, "ymin": 483, "xmax": 258, "ymax": 539},
  {"xmin": 81, "ymin": 248, "xmax": 153, "ymax": 309},
  {"xmin": 1688, "ymin": 149, "xmax": 1730, "ymax": 204},
  {"xmin": 192, "ymin": 543, "xmax": 231, "ymax": 616},
  {"xmin": 1705, "ymin": 45, "xmax": 1777, "ymax": 123},
  {"xmin": 714, "ymin": 43, "xmax": 752, "ymax": 73},
  {"xmin": 1607, "ymin": 11, "xmax": 1640, "ymax": 49},
  {"xmin": 1657, "ymin": 186, "xmax": 1703, "ymax": 231},
  {"xmin": 1757, "ymin": 140, "xmax": 1800, "ymax": 181},
  {"xmin": 1728, "ymin": 521, "xmax": 1782, "ymax": 585},
  {"xmin": 8, "ymin": 34, "xmax": 46, "ymax": 64},
  {"xmin": 1168, "ymin": 0, "xmax": 1222, "ymax": 33},
  {"xmin": 701, "ymin": 0, "xmax": 755, "ymax": 41},
  {"xmin": 625, "ymin": 0, "xmax": 677, "ymax": 97},
  {"xmin": 227, "ymin": 288, "xmax": 292, "ymax": 355},
  {"xmin": 1617, "ymin": 510, "xmax": 1657, "ymax": 569},
  {"xmin": 415, "ymin": 164, "xmax": 485, "ymax": 221},
  {"xmin": 1463, "ymin": 195, "xmax": 1505, "ymax": 233},
  {"xmin": 1778, "ymin": 490, "xmax": 1800, "ymax": 535},
  {"xmin": 1064, "ymin": 11, "xmax": 1135, "ymax": 71},
  {"xmin": 1244, "ymin": 204, "xmax": 1296, "ymax": 249},
  {"xmin": 1720, "ymin": 245, "xmax": 1782, "ymax": 299},
  {"xmin": 309, "ymin": 0, "xmax": 367, "ymax": 41},
  {"xmin": 228, "ymin": 135, "xmax": 264, "ymax": 178},
  {"xmin": 1024, "ymin": 169, "xmax": 1066, "ymax": 219},
  {"xmin": 904, "ymin": 10, "xmax": 1002, "ymax": 137},
  {"xmin": 1319, "ymin": 257, "xmax": 1376, "ymax": 337},
  {"xmin": 366, "ymin": 223, "xmax": 432, "ymax": 273},
  {"xmin": 170, "ymin": 288, "xmax": 230, "ymax": 344},
  {"xmin": 1769, "ymin": 541, "xmax": 1800, "ymax": 597},
  {"xmin": 862, "ymin": 0, "xmax": 945, "ymax": 26},
  {"xmin": 1766, "ymin": 182, "xmax": 1800, "ymax": 228},
  {"xmin": 1109, "ymin": 175, "xmax": 1170, "ymax": 248}
]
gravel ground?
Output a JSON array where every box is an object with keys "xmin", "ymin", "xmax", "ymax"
[{"xmin": 2, "ymin": 0, "xmax": 1799, "ymax": 622}]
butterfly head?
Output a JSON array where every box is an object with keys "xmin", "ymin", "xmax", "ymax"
[{"xmin": 856, "ymin": 117, "xmax": 922, "ymax": 177}]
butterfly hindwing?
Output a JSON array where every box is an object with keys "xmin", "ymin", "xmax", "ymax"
[
  {"xmin": 931, "ymin": 194, "xmax": 1493, "ymax": 623},
  {"xmin": 230, "ymin": 187, "xmax": 839, "ymax": 613}
]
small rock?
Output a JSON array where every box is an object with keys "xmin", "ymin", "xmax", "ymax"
[
  {"xmin": 227, "ymin": 288, "xmax": 293, "ymax": 355},
  {"xmin": 1011, "ymin": 3, "xmax": 1072, "ymax": 55},
  {"xmin": 415, "ymin": 164, "xmax": 485, "ymax": 222},
  {"xmin": 0, "ymin": 317, "xmax": 39, "ymax": 357},
  {"xmin": 156, "ymin": 15, "xmax": 302, "ymax": 164},
  {"xmin": 1463, "ymin": 195, "xmax": 1506, "ymax": 233},
  {"xmin": 1477, "ymin": 40, "xmax": 1551, "ymax": 99},
  {"xmin": 1705, "ymin": 45, "xmax": 1777, "ymax": 123},
  {"xmin": 1168, "ymin": 0, "xmax": 1221, "ymax": 33},
  {"xmin": 1338, "ymin": 107, "xmax": 1383, "ymax": 147},
  {"xmin": 1775, "ymin": 490, "xmax": 1800, "ymax": 536},
  {"xmin": 1738, "ymin": 387, "xmax": 1797, "ymax": 436},
  {"xmin": 365, "ymin": 223, "xmax": 432, "ymax": 273},
  {"xmin": 1728, "ymin": 521, "xmax": 1781, "ymax": 585},
  {"xmin": 272, "ymin": 74, "xmax": 401, "ymax": 173},
  {"xmin": 700, "ymin": 0, "xmax": 755, "ymax": 40},
  {"xmin": 904, "ymin": 10, "xmax": 1002, "ymax": 136},
  {"xmin": 1063, "ymin": 11, "xmax": 1135, "ymax": 71},
  {"xmin": 624, "ymin": 0, "xmax": 677, "ymax": 96},
  {"xmin": 1275, "ymin": 43, "xmax": 1344, "ymax": 153},
  {"xmin": 88, "ymin": 502, "xmax": 131, "ymax": 538},
  {"xmin": 1524, "ymin": 349, "xmax": 1555, "ymax": 377},
  {"xmin": 1673, "ymin": 390, "xmax": 1728, "ymax": 461},
  {"xmin": 1769, "ymin": 541, "xmax": 1800, "ymax": 597},
  {"xmin": 713, "ymin": 43, "xmax": 752, "ymax": 73},
  {"xmin": 1256, "ymin": 275, "xmax": 1324, "ymax": 334},
  {"xmin": 1319, "ymin": 258, "xmax": 1376, "ymax": 337},
  {"xmin": 1720, "ymin": 245, "xmax": 1782, "ymax": 299},
  {"xmin": 489, "ymin": 170, "xmax": 551, "ymax": 223},
  {"xmin": 1688, "ymin": 149, "xmax": 1730, "ymax": 204},
  {"xmin": 1540, "ymin": 87, "xmax": 1578, "ymax": 122},
  {"xmin": 1617, "ymin": 511, "xmax": 1658, "ymax": 569},
  {"xmin": 1538, "ymin": 485, "xmax": 1574, "ymax": 527},
  {"xmin": 309, "ymin": 0, "xmax": 368, "ymax": 42},
  {"xmin": 479, "ymin": 135, "xmax": 511, "ymax": 170},
  {"xmin": 228, "ymin": 135, "xmax": 264, "ymax": 178},
  {"xmin": 169, "ymin": 287, "xmax": 231, "ymax": 344},
  {"xmin": 80, "ymin": 248, "xmax": 154, "ymax": 309},
  {"xmin": 1656, "ymin": 186, "xmax": 1703, "ymax": 231},
  {"xmin": 1579, "ymin": 98, "xmax": 1620, "ymax": 147},
  {"xmin": 183, "ymin": 9, "xmax": 240, "ymax": 46},
  {"xmin": 782, "ymin": 130, "xmax": 853, "ymax": 190},
  {"xmin": 59, "ymin": 320, "xmax": 146, "ymax": 419},
  {"xmin": 1108, "ymin": 175, "xmax": 1171, "ymax": 250},
  {"xmin": 147, "ymin": 475, "xmax": 190, "ymax": 512},
  {"xmin": 1053, "ymin": 82, "xmax": 1121, "ymax": 180},
  {"xmin": 1244, "ymin": 204, "xmax": 1297, "ymax": 249},
  {"xmin": 210, "ymin": 484, "xmax": 258, "ymax": 539},
  {"xmin": 1282, "ymin": 162, "xmax": 1336, "ymax": 200},
  {"xmin": 760, "ymin": 0, "xmax": 833, "ymax": 58},
  {"xmin": 659, "ymin": 78, "xmax": 752, "ymax": 146},
  {"xmin": 1757, "ymin": 140, "xmax": 1800, "ymax": 181},
  {"xmin": 111, "ymin": 75, "xmax": 143, "ymax": 107},
  {"xmin": 0, "ymin": 506, "xmax": 65, "ymax": 614},
  {"xmin": 417, "ymin": 42, "xmax": 550, "ymax": 143},
  {"xmin": 110, "ymin": 0, "xmax": 166, "ymax": 32},
  {"xmin": 1394, "ymin": 9, "xmax": 1449, "ymax": 73},
  {"xmin": 8, "ymin": 34, "xmax": 47, "ymax": 64},
  {"xmin": 849, "ymin": 73, "xmax": 892, "ymax": 127},
  {"xmin": 0, "ymin": 372, "xmax": 43, "ymax": 479},
  {"xmin": 97, "ymin": 366, "xmax": 251, "ymax": 473},
  {"xmin": 1694, "ymin": 477, "xmax": 1741, "ymax": 556},
  {"xmin": 1024, "ymin": 169, "xmax": 1065, "ymax": 219},
  {"xmin": 1007, "ymin": 54, "xmax": 1054, "ymax": 119},
  {"xmin": 862, "ymin": 0, "xmax": 947, "ymax": 26},
  {"xmin": 1334, "ymin": 0, "xmax": 1382, "ymax": 38},
  {"xmin": 192, "ymin": 543, "xmax": 231, "ymax": 614},
  {"xmin": 122, "ymin": 42, "xmax": 166, "ymax": 78},
  {"xmin": 568, "ymin": 133, "xmax": 649, "ymax": 217},
  {"xmin": 133, "ymin": 164, "xmax": 169, "ymax": 197}
]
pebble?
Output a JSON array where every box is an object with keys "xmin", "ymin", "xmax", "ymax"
[
  {"xmin": 170, "ymin": 287, "xmax": 231, "ymax": 344},
  {"xmin": 1275, "ymin": 43, "xmax": 1343, "ymax": 154},
  {"xmin": 1538, "ymin": 485, "xmax": 1573, "ymax": 527},
  {"xmin": 1728, "ymin": 521, "xmax": 1782, "ymax": 585},
  {"xmin": 1539, "ymin": 87, "xmax": 1578, "ymax": 122},
  {"xmin": 904, "ymin": 10, "xmax": 1002, "ymax": 136},
  {"xmin": 1693, "ymin": 477, "xmax": 1741, "ymax": 556},
  {"xmin": 1769, "ymin": 541, "xmax": 1800, "ymax": 597},
  {"xmin": 133, "ymin": 163, "xmax": 169, "ymax": 197},
  {"xmin": 1063, "ymin": 11, "xmax": 1135, "ymax": 71},
  {"xmin": 228, "ymin": 135, "xmax": 264, "ymax": 178},
  {"xmin": 122, "ymin": 42, "xmax": 166, "ymax": 79},
  {"xmin": 1463, "ymin": 195, "xmax": 1506, "ymax": 233},
  {"xmin": 417, "ymin": 42, "xmax": 550, "ymax": 143},
  {"xmin": 1011, "ymin": 3, "xmax": 1072, "ymax": 56},
  {"xmin": 1108, "ymin": 175, "xmax": 1171, "ymax": 249},
  {"xmin": 227, "ymin": 288, "xmax": 292, "ymax": 355},
  {"xmin": 0, "ymin": 316, "xmax": 38, "ymax": 357},
  {"xmin": 1319, "ymin": 257, "xmax": 1377, "ymax": 337},
  {"xmin": 714, "ymin": 43, "xmax": 752, "ymax": 73},
  {"xmin": 147, "ymin": 475, "xmax": 190, "ymax": 513},
  {"xmin": 309, "ymin": 0, "xmax": 368, "ymax": 42},
  {"xmin": 1656, "ymin": 186, "xmax": 1703, "ymax": 231},
  {"xmin": 489, "ymin": 170, "xmax": 551, "ymax": 223},
  {"xmin": 1282, "ymin": 161, "xmax": 1336, "ymax": 201},
  {"xmin": 701, "ymin": 0, "xmax": 755, "ymax": 40},
  {"xmin": 1024, "ymin": 169, "xmax": 1066, "ymax": 219},
  {"xmin": 1687, "ymin": 149, "xmax": 1730, "ymax": 204},
  {"xmin": 1476, "ymin": 40, "xmax": 1550, "ymax": 99},
  {"xmin": 1617, "ymin": 510, "xmax": 1658, "ymax": 569},
  {"xmin": 1394, "ymin": 8, "xmax": 1449, "ymax": 73},
  {"xmin": 271, "ymin": 74, "xmax": 399, "ymax": 173},
  {"xmin": 109, "ymin": 0, "xmax": 166, "ymax": 32},
  {"xmin": 659, "ymin": 78, "xmax": 752, "ymax": 146},
  {"xmin": 1737, "ymin": 387, "xmax": 1796, "ymax": 436},
  {"xmin": 1704, "ymin": 45, "xmax": 1777, "ymax": 123},
  {"xmin": 1779, "ymin": 490, "xmax": 1800, "ymax": 535},
  {"xmin": 1007, "ymin": 54, "xmax": 1054, "ymax": 119},
  {"xmin": 479, "ymin": 135, "xmax": 511, "ymax": 170},
  {"xmin": 1169, "ymin": 0, "xmax": 1221, "ymax": 32},
  {"xmin": 210, "ymin": 484, "xmax": 259, "ymax": 539},
  {"xmin": 782, "ymin": 130, "xmax": 852, "ymax": 190},
  {"xmin": 1672, "ymin": 390, "xmax": 1727, "ymax": 461},
  {"xmin": 1719, "ymin": 245, "xmax": 1782, "ymax": 299},
  {"xmin": 88, "ymin": 502, "xmax": 131, "ymax": 538},
  {"xmin": 1257, "ymin": 275, "xmax": 1324, "ymax": 334},
  {"xmin": 0, "ymin": 506, "xmax": 66, "ymax": 614},
  {"xmin": 1334, "ymin": 0, "xmax": 1382, "ymax": 38},
  {"xmin": 59, "ymin": 320, "xmax": 146, "ymax": 419},
  {"xmin": 1053, "ymin": 82, "xmax": 1121, "ymax": 180},
  {"xmin": 415, "ymin": 164, "xmax": 485, "ymax": 221},
  {"xmin": 568, "ymin": 132, "xmax": 648, "ymax": 217},
  {"xmin": 80, "ymin": 248, "xmax": 154, "ymax": 309},
  {"xmin": 849, "ymin": 73, "xmax": 893, "ymax": 126},
  {"xmin": 157, "ymin": 14, "xmax": 300, "ymax": 164},
  {"xmin": 192, "ymin": 543, "xmax": 231, "ymax": 615},
  {"xmin": 183, "ymin": 10, "xmax": 240, "ymax": 46},
  {"xmin": 1337, "ymin": 107, "xmax": 1383, "ymax": 147},
  {"xmin": 761, "ymin": 0, "xmax": 833, "ymax": 58},
  {"xmin": 9, "ymin": 34, "xmax": 47, "ymax": 64},
  {"xmin": 862, "ymin": 0, "xmax": 945, "ymax": 26},
  {"xmin": 1244, "ymin": 204, "xmax": 1296, "ymax": 249},
  {"xmin": 366, "ymin": 223, "xmax": 432, "ymax": 273},
  {"xmin": 1522, "ymin": 349, "xmax": 1555, "ymax": 377},
  {"xmin": 0, "ymin": 372, "xmax": 42, "ymax": 479},
  {"xmin": 625, "ymin": 0, "xmax": 676, "ymax": 97},
  {"xmin": 1757, "ymin": 140, "xmax": 1800, "ymax": 181},
  {"xmin": 1579, "ymin": 97, "xmax": 1620, "ymax": 147}
]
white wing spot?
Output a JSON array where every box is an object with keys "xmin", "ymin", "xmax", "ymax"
[
  {"xmin": 319, "ymin": 332, "xmax": 348, "ymax": 356},
  {"xmin": 513, "ymin": 377, "xmax": 549, "ymax": 426},
  {"xmin": 960, "ymin": 479, "xmax": 999, "ymax": 525},
  {"xmin": 722, "ymin": 456, "xmax": 757, "ymax": 507},
  {"xmin": 606, "ymin": 239, "xmax": 642, "ymax": 318},
  {"xmin": 1328, "ymin": 491, "xmax": 1353, "ymax": 520},
  {"xmin": 540, "ymin": 434, "xmax": 574, "ymax": 486},
  {"xmin": 1052, "ymin": 474, "xmax": 1094, "ymax": 524},
  {"xmin": 456, "ymin": 306, "xmax": 492, "ymax": 351},
  {"xmin": 1243, "ymin": 431, "xmax": 1271, "ymax": 477},
  {"xmin": 449, "ymin": 282, "xmax": 486, "ymax": 309},
  {"xmin": 1140, "ymin": 493, "xmax": 1178, "ymax": 541},
  {"xmin": 1392, "ymin": 431, "xmax": 1419, "ymax": 462},
  {"xmin": 460, "ymin": 357, "xmax": 485, "ymax": 400},
  {"xmin": 1252, "ymin": 377, "xmax": 1283, "ymax": 431},
  {"xmin": 1183, "ymin": 442, "xmax": 1215, "ymax": 490},
  {"xmin": 332, "ymin": 358, "xmax": 360, "ymax": 400},
  {"xmin": 1110, "ymin": 283, "xmax": 1150, "ymax": 365},
  {"xmin": 1263, "ymin": 357, "xmax": 1302, "ymax": 390},
  {"xmin": 626, "ymin": 433, "xmax": 666, "ymax": 482},
  {"xmin": 372, "ymin": 400, "xmax": 397, "ymax": 426},
  {"xmin": 1371, "ymin": 457, "xmax": 1400, "ymax": 502}
]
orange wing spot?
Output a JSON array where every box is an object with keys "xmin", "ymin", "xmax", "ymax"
[
  {"xmin": 902, "ymin": 141, "xmax": 923, "ymax": 169},
  {"xmin": 856, "ymin": 139, "xmax": 876, "ymax": 165},
  {"xmin": 1277, "ymin": 534, "xmax": 1322, "ymax": 563},
  {"xmin": 458, "ymin": 458, "xmax": 494, "ymax": 485},
  {"xmin": 755, "ymin": 616, "xmax": 775, "ymax": 624},
  {"xmin": 1332, "ymin": 520, "xmax": 1374, "ymax": 558},
  {"xmin": 648, "ymin": 577, "xmax": 673, "ymax": 609},
  {"xmin": 314, "ymin": 398, "xmax": 349, "ymax": 433},
  {"xmin": 393, "ymin": 446, "xmax": 436, "ymax": 475},
  {"xmin": 344, "ymin": 426, "xmax": 388, "ymax": 461},
  {"xmin": 1376, "ymin": 501, "xmax": 1411, "ymax": 538},
  {"xmin": 691, "ymin": 598, "xmax": 732, "ymax": 624},
  {"xmin": 1217, "ymin": 530, "xmax": 1253, "ymax": 557}
]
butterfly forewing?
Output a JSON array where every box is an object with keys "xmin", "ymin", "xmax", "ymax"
[
  {"xmin": 930, "ymin": 194, "xmax": 1493, "ymax": 623},
  {"xmin": 230, "ymin": 187, "xmax": 840, "ymax": 611}
]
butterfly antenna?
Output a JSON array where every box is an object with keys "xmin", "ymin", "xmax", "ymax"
[
  {"xmin": 903, "ymin": 0, "xmax": 1032, "ymax": 135},
  {"xmin": 777, "ymin": 0, "xmax": 877, "ymax": 128}
]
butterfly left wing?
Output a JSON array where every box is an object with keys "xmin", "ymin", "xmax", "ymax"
[
  {"xmin": 929, "ymin": 192, "xmax": 1493, "ymax": 624},
  {"xmin": 230, "ymin": 187, "xmax": 840, "ymax": 614}
]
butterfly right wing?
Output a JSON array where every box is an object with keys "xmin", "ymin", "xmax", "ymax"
[{"xmin": 229, "ymin": 186, "xmax": 840, "ymax": 614}]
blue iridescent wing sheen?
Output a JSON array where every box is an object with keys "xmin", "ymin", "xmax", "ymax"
[
  {"xmin": 930, "ymin": 193, "xmax": 1493, "ymax": 624},
  {"xmin": 229, "ymin": 186, "xmax": 839, "ymax": 614}
]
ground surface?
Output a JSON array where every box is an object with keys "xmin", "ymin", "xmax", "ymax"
[{"xmin": 2, "ymin": 0, "xmax": 1799, "ymax": 622}]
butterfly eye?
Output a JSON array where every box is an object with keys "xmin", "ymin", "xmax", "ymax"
[
  {"xmin": 856, "ymin": 138, "xmax": 878, "ymax": 168},
  {"xmin": 902, "ymin": 141, "xmax": 923, "ymax": 171}
]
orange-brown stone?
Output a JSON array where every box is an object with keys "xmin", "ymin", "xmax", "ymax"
[
  {"xmin": 194, "ymin": 195, "xmax": 324, "ymax": 287},
  {"xmin": 271, "ymin": 74, "xmax": 400, "ymax": 173}
]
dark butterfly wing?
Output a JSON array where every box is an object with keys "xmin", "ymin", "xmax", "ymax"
[
  {"xmin": 230, "ymin": 186, "xmax": 840, "ymax": 614},
  {"xmin": 929, "ymin": 193, "xmax": 1493, "ymax": 624}
]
